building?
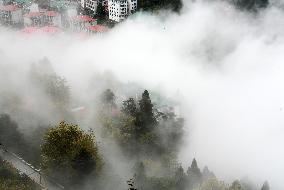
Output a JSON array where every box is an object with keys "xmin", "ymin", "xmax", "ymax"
[
  {"xmin": 85, "ymin": 0, "xmax": 98, "ymax": 12},
  {"xmin": 127, "ymin": 0, "xmax": 137, "ymax": 14},
  {"xmin": 0, "ymin": 5, "xmax": 22, "ymax": 25},
  {"xmin": 23, "ymin": 11, "xmax": 43, "ymax": 27},
  {"xmin": 108, "ymin": 0, "xmax": 137, "ymax": 22},
  {"xmin": 44, "ymin": 11, "xmax": 61, "ymax": 27},
  {"xmin": 87, "ymin": 24, "xmax": 108, "ymax": 34},
  {"xmin": 70, "ymin": 15, "xmax": 96, "ymax": 31},
  {"xmin": 108, "ymin": 0, "xmax": 128, "ymax": 22}
]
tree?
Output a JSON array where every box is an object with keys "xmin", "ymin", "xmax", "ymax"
[
  {"xmin": 261, "ymin": 181, "xmax": 269, "ymax": 190},
  {"xmin": 101, "ymin": 89, "xmax": 116, "ymax": 109},
  {"xmin": 229, "ymin": 180, "xmax": 244, "ymax": 190},
  {"xmin": 0, "ymin": 114, "xmax": 31, "ymax": 160},
  {"xmin": 198, "ymin": 178, "xmax": 227, "ymax": 190},
  {"xmin": 41, "ymin": 121, "xmax": 102, "ymax": 186},
  {"xmin": 202, "ymin": 166, "xmax": 215, "ymax": 182},
  {"xmin": 187, "ymin": 158, "xmax": 202, "ymax": 189},
  {"xmin": 136, "ymin": 90, "xmax": 157, "ymax": 132},
  {"xmin": 122, "ymin": 98, "xmax": 137, "ymax": 117},
  {"xmin": 175, "ymin": 166, "xmax": 187, "ymax": 190}
]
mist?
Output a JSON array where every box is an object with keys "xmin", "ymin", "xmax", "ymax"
[{"xmin": 0, "ymin": 0, "xmax": 284, "ymax": 189}]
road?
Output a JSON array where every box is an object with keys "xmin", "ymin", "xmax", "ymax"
[{"xmin": 0, "ymin": 147, "xmax": 64, "ymax": 190}]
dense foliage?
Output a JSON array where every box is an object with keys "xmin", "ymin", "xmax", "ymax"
[
  {"xmin": 232, "ymin": 0, "xmax": 269, "ymax": 10},
  {"xmin": 99, "ymin": 89, "xmax": 184, "ymax": 160},
  {"xmin": 0, "ymin": 158, "xmax": 40, "ymax": 190},
  {"xmin": 41, "ymin": 121, "xmax": 102, "ymax": 187},
  {"xmin": 139, "ymin": 0, "xmax": 183, "ymax": 12}
]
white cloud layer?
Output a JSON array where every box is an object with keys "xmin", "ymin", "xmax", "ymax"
[{"xmin": 0, "ymin": 0, "xmax": 284, "ymax": 189}]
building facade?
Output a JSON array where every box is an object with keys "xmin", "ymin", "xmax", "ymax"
[
  {"xmin": 81, "ymin": 0, "xmax": 98, "ymax": 12},
  {"xmin": 108, "ymin": 0, "xmax": 137, "ymax": 22},
  {"xmin": 127, "ymin": 0, "xmax": 137, "ymax": 14},
  {"xmin": 108, "ymin": 0, "xmax": 127, "ymax": 22}
]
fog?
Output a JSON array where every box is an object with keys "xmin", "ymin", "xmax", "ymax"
[{"xmin": 1, "ymin": 0, "xmax": 284, "ymax": 189}]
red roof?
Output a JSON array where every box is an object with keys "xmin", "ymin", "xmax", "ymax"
[
  {"xmin": 40, "ymin": 26, "xmax": 61, "ymax": 34},
  {"xmin": 72, "ymin": 15, "xmax": 96, "ymax": 22},
  {"xmin": 20, "ymin": 27, "xmax": 39, "ymax": 34},
  {"xmin": 45, "ymin": 11, "xmax": 59, "ymax": 17},
  {"xmin": 0, "ymin": 5, "xmax": 20, "ymax": 12},
  {"xmin": 24, "ymin": 12, "xmax": 43, "ymax": 18},
  {"xmin": 87, "ymin": 25, "xmax": 108, "ymax": 33},
  {"xmin": 73, "ymin": 32, "xmax": 89, "ymax": 40}
]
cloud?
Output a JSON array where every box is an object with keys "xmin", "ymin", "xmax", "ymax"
[{"xmin": 0, "ymin": 0, "xmax": 284, "ymax": 189}]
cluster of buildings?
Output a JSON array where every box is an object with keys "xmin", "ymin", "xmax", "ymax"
[
  {"xmin": 0, "ymin": 0, "xmax": 138, "ymax": 36},
  {"xmin": 81, "ymin": 0, "xmax": 138, "ymax": 22},
  {"xmin": 0, "ymin": 0, "xmax": 109, "ymax": 35}
]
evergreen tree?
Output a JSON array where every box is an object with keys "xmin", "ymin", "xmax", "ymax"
[
  {"xmin": 137, "ymin": 90, "xmax": 157, "ymax": 132},
  {"xmin": 122, "ymin": 98, "xmax": 137, "ymax": 117},
  {"xmin": 101, "ymin": 89, "xmax": 116, "ymax": 112},
  {"xmin": 229, "ymin": 180, "xmax": 244, "ymax": 190},
  {"xmin": 187, "ymin": 158, "xmax": 202, "ymax": 189},
  {"xmin": 202, "ymin": 166, "xmax": 215, "ymax": 182},
  {"xmin": 175, "ymin": 166, "xmax": 187, "ymax": 190},
  {"xmin": 261, "ymin": 181, "xmax": 269, "ymax": 190}
]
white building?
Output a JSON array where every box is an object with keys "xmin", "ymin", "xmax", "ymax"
[
  {"xmin": 108, "ymin": 0, "xmax": 137, "ymax": 22},
  {"xmin": 127, "ymin": 0, "xmax": 137, "ymax": 14},
  {"xmin": 108, "ymin": 0, "xmax": 128, "ymax": 22},
  {"xmin": 81, "ymin": 0, "xmax": 98, "ymax": 12}
]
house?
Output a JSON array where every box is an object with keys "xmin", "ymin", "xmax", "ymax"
[
  {"xmin": 87, "ymin": 24, "xmax": 108, "ymax": 34},
  {"xmin": 70, "ymin": 15, "xmax": 96, "ymax": 31},
  {"xmin": 44, "ymin": 11, "xmax": 61, "ymax": 27},
  {"xmin": 20, "ymin": 26, "xmax": 38, "ymax": 35},
  {"xmin": 40, "ymin": 26, "xmax": 61, "ymax": 34},
  {"xmin": 0, "ymin": 5, "xmax": 22, "ymax": 25},
  {"xmin": 23, "ymin": 11, "xmax": 43, "ymax": 27},
  {"xmin": 108, "ymin": 0, "xmax": 137, "ymax": 22}
]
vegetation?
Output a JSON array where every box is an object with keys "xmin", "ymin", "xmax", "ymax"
[
  {"xmin": 232, "ymin": 0, "xmax": 269, "ymax": 10},
  {"xmin": 0, "ymin": 69, "xmax": 271, "ymax": 190},
  {"xmin": 99, "ymin": 89, "xmax": 184, "ymax": 160},
  {"xmin": 41, "ymin": 121, "xmax": 102, "ymax": 187},
  {"xmin": 0, "ymin": 158, "xmax": 40, "ymax": 190},
  {"xmin": 139, "ymin": 0, "xmax": 183, "ymax": 12}
]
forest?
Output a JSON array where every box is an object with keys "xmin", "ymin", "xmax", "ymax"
[{"xmin": 0, "ymin": 58, "xmax": 270, "ymax": 190}]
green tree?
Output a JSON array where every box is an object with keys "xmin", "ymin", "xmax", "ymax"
[
  {"xmin": 261, "ymin": 181, "xmax": 269, "ymax": 190},
  {"xmin": 136, "ymin": 90, "xmax": 157, "ymax": 132},
  {"xmin": 122, "ymin": 98, "xmax": 137, "ymax": 117},
  {"xmin": 202, "ymin": 166, "xmax": 215, "ymax": 182},
  {"xmin": 187, "ymin": 158, "xmax": 202, "ymax": 189},
  {"xmin": 175, "ymin": 166, "xmax": 187, "ymax": 190},
  {"xmin": 101, "ymin": 89, "xmax": 116, "ymax": 109},
  {"xmin": 41, "ymin": 121, "xmax": 102, "ymax": 186},
  {"xmin": 229, "ymin": 180, "xmax": 244, "ymax": 190},
  {"xmin": 197, "ymin": 178, "xmax": 227, "ymax": 190},
  {"xmin": 0, "ymin": 114, "xmax": 32, "ymax": 161}
]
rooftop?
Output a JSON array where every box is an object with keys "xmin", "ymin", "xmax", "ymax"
[
  {"xmin": 87, "ymin": 25, "xmax": 108, "ymax": 32},
  {"xmin": 45, "ymin": 11, "xmax": 59, "ymax": 17},
  {"xmin": 41, "ymin": 26, "xmax": 61, "ymax": 34},
  {"xmin": 20, "ymin": 26, "xmax": 38, "ymax": 34},
  {"xmin": 72, "ymin": 15, "xmax": 96, "ymax": 22},
  {"xmin": 24, "ymin": 11, "xmax": 43, "ymax": 18},
  {"xmin": 0, "ymin": 5, "xmax": 20, "ymax": 11}
]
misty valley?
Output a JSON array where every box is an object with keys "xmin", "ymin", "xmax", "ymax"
[{"xmin": 0, "ymin": 0, "xmax": 282, "ymax": 190}]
